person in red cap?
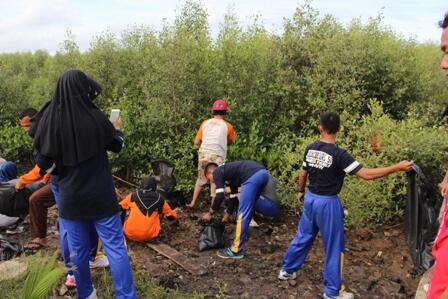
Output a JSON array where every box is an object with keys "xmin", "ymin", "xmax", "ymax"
[{"xmin": 187, "ymin": 99, "xmax": 236, "ymax": 209}]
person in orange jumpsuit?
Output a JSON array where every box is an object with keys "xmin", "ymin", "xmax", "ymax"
[{"xmin": 120, "ymin": 176, "xmax": 178, "ymax": 242}]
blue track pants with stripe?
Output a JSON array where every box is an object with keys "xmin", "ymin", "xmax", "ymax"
[
  {"xmin": 231, "ymin": 169, "xmax": 282, "ymax": 254},
  {"xmin": 281, "ymin": 192, "xmax": 345, "ymax": 297}
]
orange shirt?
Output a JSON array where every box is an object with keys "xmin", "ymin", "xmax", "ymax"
[
  {"xmin": 19, "ymin": 165, "xmax": 50, "ymax": 185},
  {"xmin": 119, "ymin": 194, "xmax": 177, "ymax": 242}
]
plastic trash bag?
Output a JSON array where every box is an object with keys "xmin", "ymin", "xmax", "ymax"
[
  {"xmin": 406, "ymin": 164, "xmax": 441, "ymax": 274},
  {"xmin": 0, "ymin": 183, "xmax": 31, "ymax": 218},
  {"xmin": 198, "ymin": 221, "xmax": 225, "ymax": 252},
  {"xmin": 150, "ymin": 159, "xmax": 185, "ymax": 208},
  {"xmin": 0, "ymin": 237, "xmax": 22, "ymax": 261},
  {"xmin": 151, "ymin": 160, "xmax": 176, "ymax": 193}
]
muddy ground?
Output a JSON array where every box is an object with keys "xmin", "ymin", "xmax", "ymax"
[{"xmin": 5, "ymin": 196, "xmax": 420, "ymax": 299}]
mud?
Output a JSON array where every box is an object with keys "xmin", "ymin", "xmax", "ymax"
[
  {"xmin": 132, "ymin": 202, "xmax": 420, "ymax": 299},
  {"xmin": 3, "ymin": 197, "xmax": 421, "ymax": 298}
]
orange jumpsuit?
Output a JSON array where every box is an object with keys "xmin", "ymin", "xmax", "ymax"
[{"xmin": 119, "ymin": 194, "xmax": 177, "ymax": 242}]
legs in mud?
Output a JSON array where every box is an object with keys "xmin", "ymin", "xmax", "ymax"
[
  {"xmin": 187, "ymin": 182, "xmax": 203, "ymax": 208},
  {"xmin": 24, "ymin": 184, "xmax": 55, "ymax": 253}
]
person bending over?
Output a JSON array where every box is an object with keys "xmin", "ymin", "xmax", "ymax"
[
  {"xmin": 202, "ymin": 160, "xmax": 282, "ymax": 259},
  {"xmin": 187, "ymin": 99, "xmax": 236, "ymax": 208}
]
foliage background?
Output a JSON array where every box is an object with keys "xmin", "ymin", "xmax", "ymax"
[{"xmin": 0, "ymin": 1, "xmax": 447, "ymax": 226}]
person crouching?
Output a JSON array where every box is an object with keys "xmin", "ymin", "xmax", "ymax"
[{"xmin": 120, "ymin": 176, "xmax": 178, "ymax": 242}]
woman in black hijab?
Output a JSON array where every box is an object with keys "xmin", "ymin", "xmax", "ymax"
[{"xmin": 33, "ymin": 70, "xmax": 136, "ymax": 299}]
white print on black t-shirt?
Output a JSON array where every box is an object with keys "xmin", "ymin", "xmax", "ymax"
[{"xmin": 306, "ymin": 150, "xmax": 333, "ymax": 170}]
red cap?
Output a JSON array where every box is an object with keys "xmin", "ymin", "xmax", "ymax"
[{"xmin": 212, "ymin": 99, "xmax": 228, "ymax": 111}]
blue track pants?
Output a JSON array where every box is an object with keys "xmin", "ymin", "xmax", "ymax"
[
  {"xmin": 281, "ymin": 192, "xmax": 345, "ymax": 297},
  {"xmin": 51, "ymin": 183, "xmax": 97, "ymax": 275},
  {"xmin": 231, "ymin": 169, "xmax": 282, "ymax": 254},
  {"xmin": 60, "ymin": 213, "xmax": 136, "ymax": 299}
]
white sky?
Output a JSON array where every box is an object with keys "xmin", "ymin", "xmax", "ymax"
[{"xmin": 0, "ymin": 0, "xmax": 446, "ymax": 53}]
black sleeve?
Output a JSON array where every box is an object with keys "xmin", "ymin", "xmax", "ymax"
[
  {"xmin": 338, "ymin": 150, "xmax": 363, "ymax": 175},
  {"xmin": 105, "ymin": 130, "xmax": 124, "ymax": 153},
  {"xmin": 229, "ymin": 184, "xmax": 239, "ymax": 198},
  {"xmin": 211, "ymin": 167, "xmax": 225, "ymax": 211},
  {"xmin": 35, "ymin": 152, "xmax": 55, "ymax": 174}
]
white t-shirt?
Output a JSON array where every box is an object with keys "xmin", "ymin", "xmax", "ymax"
[{"xmin": 197, "ymin": 118, "xmax": 235, "ymax": 158}]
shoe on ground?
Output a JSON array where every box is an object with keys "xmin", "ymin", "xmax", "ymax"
[
  {"xmin": 89, "ymin": 254, "xmax": 109, "ymax": 268},
  {"xmin": 278, "ymin": 269, "xmax": 297, "ymax": 280},
  {"xmin": 6, "ymin": 224, "xmax": 24, "ymax": 235},
  {"xmin": 323, "ymin": 291, "xmax": 354, "ymax": 299},
  {"xmin": 249, "ymin": 219, "xmax": 259, "ymax": 227},
  {"xmin": 65, "ymin": 274, "xmax": 76, "ymax": 287},
  {"xmin": 217, "ymin": 248, "xmax": 244, "ymax": 259},
  {"xmin": 86, "ymin": 288, "xmax": 98, "ymax": 299}
]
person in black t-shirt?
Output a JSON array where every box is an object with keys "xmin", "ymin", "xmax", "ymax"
[{"xmin": 278, "ymin": 112, "xmax": 413, "ymax": 299}]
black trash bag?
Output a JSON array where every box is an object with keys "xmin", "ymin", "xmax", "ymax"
[
  {"xmin": 150, "ymin": 159, "xmax": 186, "ymax": 208},
  {"xmin": 165, "ymin": 190, "xmax": 185, "ymax": 209},
  {"xmin": 198, "ymin": 221, "xmax": 225, "ymax": 252},
  {"xmin": 0, "ymin": 237, "xmax": 22, "ymax": 261},
  {"xmin": 151, "ymin": 160, "xmax": 176, "ymax": 193},
  {"xmin": 0, "ymin": 183, "xmax": 31, "ymax": 218},
  {"xmin": 406, "ymin": 164, "xmax": 441, "ymax": 274}
]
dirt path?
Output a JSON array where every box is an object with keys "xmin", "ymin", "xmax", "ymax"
[
  {"xmin": 131, "ymin": 204, "xmax": 420, "ymax": 299},
  {"xmin": 5, "ymin": 201, "xmax": 420, "ymax": 298}
]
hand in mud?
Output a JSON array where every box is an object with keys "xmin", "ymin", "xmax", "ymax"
[
  {"xmin": 297, "ymin": 192, "xmax": 305, "ymax": 204},
  {"xmin": 222, "ymin": 212, "xmax": 230, "ymax": 224},
  {"xmin": 440, "ymin": 181, "xmax": 448, "ymax": 197},
  {"xmin": 186, "ymin": 202, "xmax": 195, "ymax": 209},
  {"xmin": 396, "ymin": 160, "xmax": 414, "ymax": 172},
  {"xmin": 201, "ymin": 212, "xmax": 213, "ymax": 222}
]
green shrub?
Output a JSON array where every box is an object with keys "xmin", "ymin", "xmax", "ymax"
[
  {"xmin": 338, "ymin": 101, "xmax": 447, "ymax": 226},
  {"xmin": 0, "ymin": 125, "xmax": 33, "ymax": 166},
  {"xmin": 0, "ymin": 1, "xmax": 447, "ymax": 226}
]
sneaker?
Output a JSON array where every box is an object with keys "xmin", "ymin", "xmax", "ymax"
[
  {"xmin": 89, "ymin": 255, "xmax": 109, "ymax": 268},
  {"xmin": 86, "ymin": 288, "xmax": 98, "ymax": 299},
  {"xmin": 65, "ymin": 274, "xmax": 76, "ymax": 287},
  {"xmin": 278, "ymin": 270, "xmax": 297, "ymax": 280},
  {"xmin": 217, "ymin": 248, "xmax": 244, "ymax": 259},
  {"xmin": 323, "ymin": 291, "xmax": 354, "ymax": 299},
  {"xmin": 249, "ymin": 219, "xmax": 259, "ymax": 227}
]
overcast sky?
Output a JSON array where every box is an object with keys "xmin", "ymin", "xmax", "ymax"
[{"xmin": 0, "ymin": 0, "xmax": 446, "ymax": 53}]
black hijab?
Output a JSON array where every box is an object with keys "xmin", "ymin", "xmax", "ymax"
[
  {"xmin": 131, "ymin": 176, "xmax": 165, "ymax": 216},
  {"xmin": 32, "ymin": 70, "xmax": 115, "ymax": 166}
]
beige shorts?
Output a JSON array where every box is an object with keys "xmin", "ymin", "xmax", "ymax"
[{"xmin": 196, "ymin": 151, "xmax": 224, "ymax": 196}]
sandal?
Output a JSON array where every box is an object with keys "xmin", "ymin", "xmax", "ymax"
[{"xmin": 23, "ymin": 241, "xmax": 45, "ymax": 255}]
